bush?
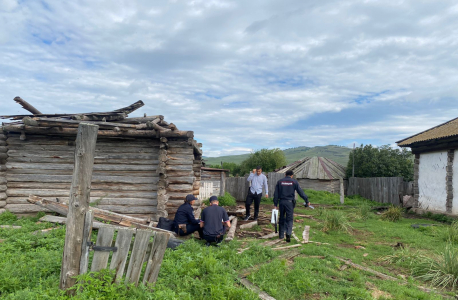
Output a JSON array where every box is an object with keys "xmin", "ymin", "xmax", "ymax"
[
  {"xmin": 356, "ymin": 202, "xmax": 372, "ymax": 221},
  {"xmin": 380, "ymin": 246, "xmax": 421, "ymax": 268},
  {"xmin": 203, "ymin": 192, "xmax": 236, "ymax": 207},
  {"xmin": 381, "ymin": 206, "xmax": 403, "ymax": 222},
  {"xmin": 321, "ymin": 209, "xmax": 353, "ymax": 233},
  {"xmin": 413, "ymin": 243, "xmax": 458, "ymax": 289},
  {"xmin": 443, "ymin": 221, "xmax": 458, "ymax": 244}
]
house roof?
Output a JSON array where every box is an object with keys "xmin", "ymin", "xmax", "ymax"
[
  {"xmin": 201, "ymin": 167, "xmax": 230, "ymax": 172},
  {"xmin": 397, "ymin": 117, "xmax": 458, "ymax": 147},
  {"xmin": 276, "ymin": 156, "xmax": 346, "ymax": 180}
]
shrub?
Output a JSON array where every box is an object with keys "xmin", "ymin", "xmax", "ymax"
[
  {"xmin": 413, "ymin": 243, "xmax": 458, "ymax": 289},
  {"xmin": 356, "ymin": 202, "xmax": 372, "ymax": 221},
  {"xmin": 442, "ymin": 221, "xmax": 458, "ymax": 244},
  {"xmin": 381, "ymin": 206, "xmax": 403, "ymax": 222},
  {"xmin": 321, "ymin": 209, "xmax": 353, "ymax": 233},
  {"xmin": 380, "ymin": 246, "xmax": 421, "ymax": 268},
  {"xmin": 203, "ymin": 192, "xmax": 236, "ymax": 207}
]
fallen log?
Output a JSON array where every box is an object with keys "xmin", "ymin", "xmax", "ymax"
[
  {"xmin": 240, "ymin": 221, "xmax": 257, "ymax": 229},
  {"xmin": 14, "ymin": 96, "xmax": 42, "ymax": 114},
  {"xmin": 225, "ymin": 218, "xmax": 238, "ymax": 242},
  {"xmin": 259, "ymin": 232, "xmax": 277, "ymax": 239},
  {"xmin": 335, "ymin": 257, "xmax": 399, "ymax": 281},
  {"xmin": 28, "ymin": 195, "xmax": 175, "ymax": 236},
  {"xmin": 272, "ymin": 244, "xmax": 301, "ymax": 251},
  {"xmin": 238, "ymin": 278, "xmax": 277, "ymax": 300},
  {"xmin": 227, "ymin": 208, "xmax": 246, "ymax": 216},
  {"xmin": 292, "ymin": 232, "xmax": 301, "ymax": 243},
  {"xmin": 0, "ymin": 225, "xmax": 22, "ymax": 229}
]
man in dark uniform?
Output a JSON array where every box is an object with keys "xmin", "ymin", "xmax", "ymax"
[
  {"xmin": 273, "ymin": 170, "xmax": 310, "ymax": 242},
  {"xmin": 201, "ymin": 196, "xmax": 231, "ymax": 246},
  {"xmin": 173, "ymin": 194, "xmax": 203, "ymax": 238}
]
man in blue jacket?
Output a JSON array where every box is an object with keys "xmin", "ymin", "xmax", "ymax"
[
  {"xmin": 273, "ymin": 170, "xmax": 310, "ymax": 242},
  {"xmin": 173, "ymin": 194, "xmax": 203, "ymax": 238},
  {"xmin": 201, "ymin": 196, "xmax": 231, "ymax": 246}
]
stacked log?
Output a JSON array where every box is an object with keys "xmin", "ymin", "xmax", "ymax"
[
  {"xmin": 1, "ymin": 99, "xmax": 202, "ymax": 219},
  {"xmin": 4, "ymin": 134, "xmax": 161, "ymax": 219},
  {"xmin": 165, "ymin": 139, "xmax": 201, "ymax": 219},
  {"xmin": 0, "ymin": 127, "xmax": 7, "ymax": 213}
]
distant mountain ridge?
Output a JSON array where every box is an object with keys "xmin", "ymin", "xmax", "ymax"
[{"xmin": 203, "ymin": 145, "xmax": 352, "ymax": 167}]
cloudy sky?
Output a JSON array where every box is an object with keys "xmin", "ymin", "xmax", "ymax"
[{"xmin": 1, "ymin": 0, "xmax": 458, "ymax": 156}]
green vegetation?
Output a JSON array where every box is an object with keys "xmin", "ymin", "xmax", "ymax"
[
  {"xmin": 204, "ymin": 145, "xmax": 352, "ymax": 171},
  {"xmin": 346, "ymin": 144, "xmax": 414, "ymax": 181},
  {"xmin": 203, "ymin": 192, "xmax": 237, "ymax": 206},
  {"xmin": 442, "ymin": 221, "xmax": 458, "ymax": 244},
  {"xmin": 321, "ymin": 209, "xmax": 353, "ymax": 233},
  {"xmin": 3, "ymin": 190, "xmax": 458, "ymax": 299},
  {"xmin": 381, "ymin": 206, "xmax": 404, "ymax": 222}
]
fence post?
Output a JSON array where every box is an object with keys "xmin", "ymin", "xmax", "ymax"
[
  {"xmin": 59, "ymin": 123, "xmax": 99, "ymax": 291},
  {"xmin": 220, "ymin": 171, "xmax": 226, "ymax": 196},
  {"xmin": 340, "ymin": 178, "xmax": 344, "ymax": 204}
]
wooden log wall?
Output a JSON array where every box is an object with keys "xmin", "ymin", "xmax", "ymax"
[
  {"xmin": 165, "ymin": 138, "xmax": 201, "ymax": 220},
  {"xmin": 3, "ymin": 133, "xmax": 165, "ymax": 219},
  {"xmin": 0, "ymin": 127, "xmax": 7, "ymax": 214}
]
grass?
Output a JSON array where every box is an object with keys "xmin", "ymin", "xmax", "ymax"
[
  {"xmin": 2, "ymin": 190, "xmax": 458, "ymax": 299},
  {"xmin": 321, "ymin": 209, "xmax": 353, "ymax": 233},
  {"xmin": 442, "ymin": 221, "xmax": 458, "ymax": 244},
  {"xmin": 381, "ymin": 206, "xmax": 403, "ymax": 222},
  {"xmin": 203, "ymin": 192, "xmax": 237, "ymax": 206}
]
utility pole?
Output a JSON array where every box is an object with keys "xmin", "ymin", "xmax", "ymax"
[{"xmin": 352, "ymin": 143, "xmax": 355, "ymax": 178}]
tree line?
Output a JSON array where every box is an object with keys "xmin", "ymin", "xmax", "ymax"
[{"xmin": 208, "ymin": 144, "xmax": 414, "ymax": 181}]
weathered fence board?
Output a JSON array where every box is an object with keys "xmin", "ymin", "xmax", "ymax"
[
  {"xmin": 347, "ymin": 177, "xmax": 413, "ymax": 205},
  {"xmin": 125, "ymin": 230, "xmax": 152, "ymax": 285},
  {"xmin": 91, "ymin": 227, "xmax": 115, "ymax": 272},
  {"xmin": 143, "ymin": 232, "xmax": 170, "ymax": 285},
  {"xmin": 110, "ymin": 228, "xmax": 135, "ymax": 282}
]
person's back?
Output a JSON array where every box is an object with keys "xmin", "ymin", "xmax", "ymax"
[
  {"xmin": 276, "ymin": 176, "xmax": 298, "ymax": 201},
  {"xmin": 201, "ymin": 196, "xmax": 231, "ymax": 246},
  {"xmin": 202, "ymin": 205, "xmax": 228, "ymax": 236}
]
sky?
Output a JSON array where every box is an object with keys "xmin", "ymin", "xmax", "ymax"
[{"xmin": 1, "ymin": 0, "xmax": 458, "ymax": 157}]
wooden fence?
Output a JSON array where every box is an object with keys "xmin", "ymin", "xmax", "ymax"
[
  {"xmin": 225, "ymin": 172, "xmax": 285, "ymax": 201},
  {"xmin": 347, "ymin": 177, "xmax": 413, "ymax": 206}
]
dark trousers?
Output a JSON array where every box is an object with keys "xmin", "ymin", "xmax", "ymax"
[
  {"xmin": 245, "ymin": 190, "xmax": 262, "ymax": 218},
  {"xmin": 279, "ymin": 200, "xmax": 295, "ymax": 238},
  {"xmin": 203, "ymin": 227, "xmax": 226, "ymax": 244},
  {"xmin": 176, "ymin": 223, "xmax": 203, "ymax": 238}
]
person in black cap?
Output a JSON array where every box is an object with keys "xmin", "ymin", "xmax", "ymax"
[
  {"xmin": 273, "ymin": 170, "xmax": 310, "ymax": 242},
  {"xmin": 200, "ymin": 195, "xmax": 231, "ymax": 246},
  {"xmin": 173, "ymin": 194, "xmax": 203, "ymax": 238}
]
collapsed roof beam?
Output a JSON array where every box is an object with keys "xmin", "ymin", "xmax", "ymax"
[{"xmin": 13, "ymin": 96, "xmax": 42, "ymax": 115}]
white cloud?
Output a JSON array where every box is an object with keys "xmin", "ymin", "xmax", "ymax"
[{"xmin": 1, "ymin": 0, "xmax": 457, "ymax": 157}]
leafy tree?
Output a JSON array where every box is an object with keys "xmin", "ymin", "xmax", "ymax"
[
  {"xmin": 240, "ymin": 148, "xmax": 287, "ymax": 174},
  {"xmin": 346, "ymin": 144, "xmax": 414, "ymax": 181}
]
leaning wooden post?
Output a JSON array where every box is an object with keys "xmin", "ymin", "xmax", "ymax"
[
  {"xmin": 59, "ymin": 123, "xmax": 99, "ymax": 291},
  {"xmin": 340, "ymin": 178, "xmax": 344, "ymax": 205}
]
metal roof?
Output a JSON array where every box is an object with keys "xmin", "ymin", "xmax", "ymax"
[
  {"xmin": 276, "ymin": 156, "xmax": 346, "ymax": 180},
  {"xmin": 397, "ymin": 117, "xmax": 458, "ymax": 147}
]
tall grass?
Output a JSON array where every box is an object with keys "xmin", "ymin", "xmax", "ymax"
[
  {"xmin": 203, "ymin": 192, "xmax": 237, "ymax": 206},
  {"xmin": 442, "ymin": 221, "xmax": 458, "ymax": 244},
  {"xmin": 381, "ymin": 206, "xmax": 403, "ymax": 222},
  {"xmin": 380, "ymin": 246, "xmax": 421, "ymax": 268},
  {"xmin": 413, "ymin": 243, "xmax": 458, "ymax": 290},
  {"xmin": 321, "ymin": 209, "xmax": 353, "ymax": 233}
]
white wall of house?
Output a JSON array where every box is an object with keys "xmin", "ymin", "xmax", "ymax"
[
  {"xmin": 452, "ymin": 150, "xmax": 458, "ymax": 215},
  {"xmin": 418, "ymin": 151, "xmax": 447, "ymax": 212}
]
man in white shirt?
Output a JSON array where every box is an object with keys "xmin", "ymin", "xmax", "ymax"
[{"xmin": 244, "ymin": 165, "xmax": 268, "ymax": 221}]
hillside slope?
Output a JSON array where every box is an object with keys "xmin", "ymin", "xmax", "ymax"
[{"xmin": 204, "ymin": 145, "xmax": 352, "ymax": 167}]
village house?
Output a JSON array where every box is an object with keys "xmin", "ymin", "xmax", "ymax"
[
  {"xmin": 0, "ymin": 99, "xmax": 202, "ymax": 221},
  {"xmin": 397, "ymin": 117, "xmax": 458, "ymax": 215},
  {"xmin": 276, "ymin": 156, "xmax": 347, "ymax": 194}
]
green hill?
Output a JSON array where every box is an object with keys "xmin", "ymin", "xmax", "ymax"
[{"xmin": 204, "ymin": 145, "xmax": 352, "ymax": 167}]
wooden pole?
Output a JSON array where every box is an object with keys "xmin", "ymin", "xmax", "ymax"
[
  {"xmin": 220, "ymin": 171, "xmax": 226, "ymax": 196},
  {"xmin": 79, "ymin": 210, "xmax": 94, "ymax": 275},
  {"xmin": 340, "ymin": 178, "xmax": 344, "ymax": 205},
  {"xmin": 225, "ymin": 218, "xmax": 238, "ymax": 242},
  {"xmin": 59, "ymin": 123, "xmax": 99, "ymax": 291}
]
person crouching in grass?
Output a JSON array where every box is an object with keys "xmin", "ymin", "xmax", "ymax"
[{"xmin": 200, "ymin": 196, "xmax": 231, "ymax": 246}]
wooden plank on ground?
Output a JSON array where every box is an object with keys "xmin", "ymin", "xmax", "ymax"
[
  {"xmin": 259, "ymin": 232, "xmax": 277, "ymax": 239},
  {"xmin": 143, "ymin": 231, "xmax": 170, "ymax": 284},
  {"xmin": 91, "ymin": 227, "xmax": 115, "ymax": 272},
  {"xmin": 225, "ymin": 218, "xmax": 238, "ymax": 242},
  {"xmin": 240, "ymin": 221, "xmax": 257, "ymax": 229},
  {"xmin": 110, "ymin": 228, "xmax": 135, "ymax": 282},
  {"xmin": 302, "ymin": 226, "xmax": 310, "ymax": 244},
  {"xmin": 239, "ymin": 278, "xmax": 277, "ymax": 300},
  {"xmin": 125, "ymin": 230, "xmax": 152, "ymax": 286},
  {"xmin": 272, "ymin": 244, "xmax": 301, "ymax": 251}
]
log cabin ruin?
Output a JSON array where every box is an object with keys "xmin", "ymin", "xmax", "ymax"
[{"xmin": 0, "ymin": 98, "xmax": 203, "ymax": 221}]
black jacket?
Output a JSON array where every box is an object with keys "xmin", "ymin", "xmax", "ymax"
[
  {"xmin": 173, "ymin": 202, "xmax": 200, "ymax": 227},
  {"xmin": 273, "ymin": 176, "xmax": 309, "ymax": 207}
]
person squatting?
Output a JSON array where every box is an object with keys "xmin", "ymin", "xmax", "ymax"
[{"xmin": 273, "ymin": 170, "xmax": 310, "ymax": 242}]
